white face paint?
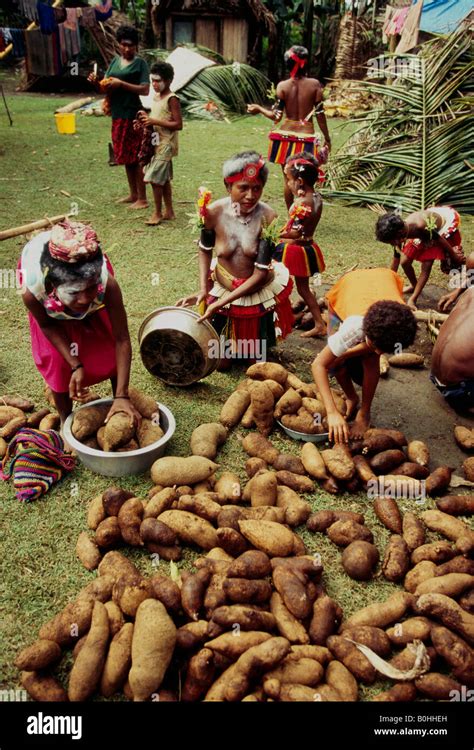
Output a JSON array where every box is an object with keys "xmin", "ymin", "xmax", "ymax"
[
  {"xmin": 151, "ymin": 77, "xmax": 166, "ymax": 92},
  {"xmin": 55, "ymin": 277, "xmax": 99, "ymax": 308}
]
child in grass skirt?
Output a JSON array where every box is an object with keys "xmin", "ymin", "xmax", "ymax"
[
  {"xmin": 274, "ymin": 154, "xmax": 326, "ymax": 338},
  {"xmin": 376, "ymin": 206, "xmax": 464, "ymax": 310}
]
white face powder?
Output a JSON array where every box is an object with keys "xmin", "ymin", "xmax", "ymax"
[
  {"xmin": 55, "ymin": 279, "xmax": 97, "ymax": 307},
  {"xmin": 151, "ymin": 77, "xmax": 166, "ymax": 92}
]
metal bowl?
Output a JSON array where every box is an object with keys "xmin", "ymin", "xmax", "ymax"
[
  {"xmin": 63, "ymin": 398, "xmax": 176, "ymax": 477},
  {"xmin": 277, "ymin": 420, "xmax": 330, "ymax": 444},
  {"xmin": 138, "ymin": 306, "xmax": 220, "ymax": 386}
]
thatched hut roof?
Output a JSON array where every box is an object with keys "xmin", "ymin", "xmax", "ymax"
[{"xmin": 152, "ymin": 0, "xmax": 276, "ymax": 41}]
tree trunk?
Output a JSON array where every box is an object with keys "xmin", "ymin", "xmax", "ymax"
[
  {"xmin": 143, "ymin": 0, "xmax": 155, "ymax": 47},
  {"xmin": 303, "ymin": 0, "xmax": 314, "ymax": 69},
  {"xmin": 151, "ymin": 5, "xmax": 163, "ymax": 48}
]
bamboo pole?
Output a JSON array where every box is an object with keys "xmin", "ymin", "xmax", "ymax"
[
  {"xmin": 413, "ymin": 310, "xmax": 448, "ymax": 323},
  {"xmin": 0, "ymin": 214, "xmax": 69, "ymax": 241}
]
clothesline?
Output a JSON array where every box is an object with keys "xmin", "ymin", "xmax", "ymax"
[{"xmin": 0, "ymin": 0, "xmax": 113, "ymax": 63}]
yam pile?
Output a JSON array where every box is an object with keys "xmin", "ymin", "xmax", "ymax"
[
  {"xmin": 71, "ymin": 387, "xmax": 163, "ymax": 452},
  {"xmin": 15, "ymin": 362, "xmax": 474, "ymax": 702}
]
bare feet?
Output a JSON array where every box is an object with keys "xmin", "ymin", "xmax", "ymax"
[
  {"xmin": 350, "ymin": 413, "xmax": 370, "ymax": 439},
  {"xmin": 116, "ymin": 195, "xmax": 136, "ymax": 204},
  {"xmin": 300, "ymin": 323, "xmax": 327, "ymax": 339},
  {"xmin": 162, "ymin": 213, "xmax": 176, "ymax": 221},
  {"xmin": 403, "ymin": 284, "xmax": 415, "ymax": 294},
  {"xmin": 345, "ymin": 396, "xmax": 360, "ymax": 421},
  {"xmin": 145, "ymin": 213, "xmax": 163, "ymax": 226},
  {"xmin": 128, "ymin": 200, "xmax": 149, "ymax": 210},
  {"xmin": 407, "ymin": 296, "xmax": 418, "ymax": 311}
]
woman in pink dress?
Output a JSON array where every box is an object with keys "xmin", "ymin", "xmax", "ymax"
[{"xmin": 20, "ymin": 220, "xmax": 139, "ymax": 427}]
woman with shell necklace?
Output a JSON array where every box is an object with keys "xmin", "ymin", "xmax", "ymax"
[{"xmin": 177, "ymin": 151, "xmax": 294, "ymax": 367}]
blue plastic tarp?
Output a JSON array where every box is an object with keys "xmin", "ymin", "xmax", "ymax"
[{"xmin": 415, "ymin": 0, "xmax": 473, "ymax": 34}]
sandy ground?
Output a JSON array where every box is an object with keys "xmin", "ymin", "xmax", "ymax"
[{"xmin": 278, "ymin": 283, "xmax": 474, "ymax": 472}]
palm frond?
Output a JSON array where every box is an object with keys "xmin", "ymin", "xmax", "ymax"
[
  {"xmin": 178, "ymin": 63, "xmax": 269, "ymax": 120},
  {"xmin": 324, "ymin": 28, "xmax": 474, "ymax": 214}
]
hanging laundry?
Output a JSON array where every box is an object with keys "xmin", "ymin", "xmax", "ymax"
[
  {"xmin": 16, "ymin": 0, "xmax": 38, "ymax": 22},
  {"xmin": 384, "ymin": 6, "xmax": 410, "ymax": 36},
  {"xmin": 64, "ymin": 8, "xmax": 78, "ymax": 32},
  {"xmin": 51, "ymin": 27, "xmax": 61, "ymax": 75},
  {"xmin": 94, "ymin": 0, "xmax": 113, "ymax": 23},
  {"xmin": 397, "ymin": 0, "xmax": 424, "ymax": 54},
  {"xmin": 11, "ymin": 29, "xmax": 26, "ymax": 57},
  {"xmin": 2, "ymin": 28, "xmax": 13, "ymax": 45},
  {"xmin": 25, "ymin": 28, "xmax": 50, "ymax": 75},
  {"xmin": 63, "ymin": 22, "xmax": 81, "ymax": 57},
  {"xmin": 80, "ymin": 7, "xmax": 97, "ymax": 28},
  {"xmin": 57, "ymin": 22, "xmax": 67, "ymax": 66},
  {"xmin": 37, "ymin": 2, "xmax": 57, "ymax": 35},
  {"xmin": 53, "ymin": 7, "xmax": 67, "ymax": 24}
]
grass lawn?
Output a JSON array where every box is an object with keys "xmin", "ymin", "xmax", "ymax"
[{"xmin": 0, "ymin": 85, "xmax": 473, "ymax": 700}]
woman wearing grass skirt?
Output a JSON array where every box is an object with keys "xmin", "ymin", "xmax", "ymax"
[
  {"xmin": 20, "ymin": 220, "xmax": 140, "ymax": 429},
  {"xmin": 176, "ymin": 151, "xmax": 293, "ymax": 367}
]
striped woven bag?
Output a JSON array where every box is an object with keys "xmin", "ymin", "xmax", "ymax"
[{"xmin": 0, "ymin": 428, "xmax": 76, "ymax": 501}]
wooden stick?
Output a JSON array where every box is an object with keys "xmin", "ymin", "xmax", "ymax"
[
  {"xmin": 427, "ymin": 322, "xmax": 440, "ymax": 339},
  {"xmin": 0, "ymin": 214, "xmax": 68, "ymax": 241},
  {"xmin": 414, "ymin": 310, "xmax": 448, "ymax": 323},
  {"xmin": 55, "ymin": 97, "xmax": 94, "ymax": 114}
]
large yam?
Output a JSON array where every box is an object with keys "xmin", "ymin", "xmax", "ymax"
[
  {"xmin": 274, "ymin": 389, "xmax": 302, "ymax": 419},
  {"xmin": 246, "ymin": 362, "xmax": 288, "ymax": 385},
  {"xmin": 220, "ymin": 391, "xmax": 250, "ymax": 428},
  {"xmin": 301, "ymin": 442, "xmax": 327, "ymax": 480},
  {"xmin": 250, "ymin": 382, "xmax": 274, "ymax": 437},
  {"xmin": 129, "ymin": 599, "xmax": 177, "ymax": 701},
  {"xmin": 158, "ymin": 510, "xmax": 219, "ymax": 550},
  {"xmin": 436, "ymin": 495, "xmax": 474, "ymax": 516},
  {"xmin": 341, "ymin": 591, "xmax": 414, "ymax": 631},
  {"xmin": 270, "ymin": 592, "xmax": 310, "ymax": 644},
  {"xmin": 100, "ymin": 622, "xmax": 134, "ymax": 698},
  {"xmin": 68, "ymin": 601, "xmax": 110, "ymax": 701},
  {"xmin": 373, "ymin": 497, "xmax": 402, "ymax": 533},
  {"xmin": 190, "ymin": 423, "xmax": 227, "ymax": 459},
  {"xmin": 238, "ymin": 520, "xmax": 295, "ymax": 557},
  {"xmin": 407, "ymin": 440, "xmax": 430, "ymax": 467},
  {"xmin": 242, "ymin": 433, "xmax": 279, "ymax": 464},
  {"xmin": 151, "ymin": 456, "xmax": 218, "ymax": 486},
  {"xmin": 414, "ymin": 593, "xmax": 474, "ymax": 643},
  {"xmin": 70, "ymin": 403, "xmax": 108, "ymax": 441}
]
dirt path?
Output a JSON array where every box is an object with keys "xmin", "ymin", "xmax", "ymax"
[{"xmin": 278, "ymin": 283, "xmax": 473, "ymax": 472}]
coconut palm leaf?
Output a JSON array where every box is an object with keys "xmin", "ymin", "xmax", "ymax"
[
  {"xmin": 324, "ymin": 28, "xmax": 474, "ymax": 214},
  {"xmin": 178, "ymin": 63, "xmax": 269, "ymax": 119}
]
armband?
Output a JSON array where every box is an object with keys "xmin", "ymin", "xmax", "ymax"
[
  {"xmin": 255, "ymin": 238, "xmax": 273, "ymax": 270},
  {"xmin": 314, "ymin": 102, "xmax": 324, "ymax": 115},
  {"xmin": 199, "ymin": 228, "xmax": 215, "ymax": 252}
]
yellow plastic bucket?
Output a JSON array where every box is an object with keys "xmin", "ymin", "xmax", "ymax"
[{"xmin": 54, "ymin": 112, "xmax": 76, "ymax": 134}]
